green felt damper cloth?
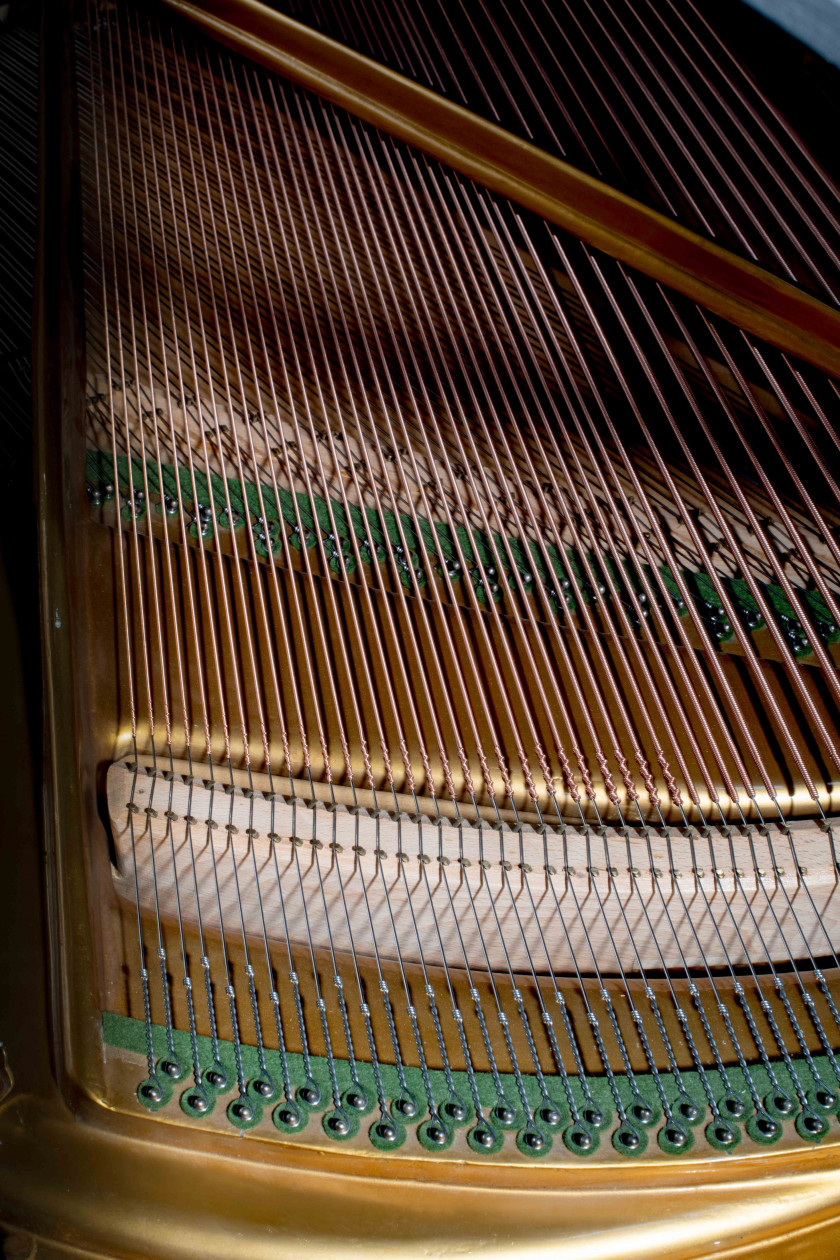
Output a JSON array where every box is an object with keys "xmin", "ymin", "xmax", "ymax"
[{"xmin": 103, "ymin": 1012, "xmax": 839, "ymax": 1156}]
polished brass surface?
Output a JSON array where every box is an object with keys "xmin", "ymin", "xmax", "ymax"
[
  {"xmin": 87, "ymin": 522, "xmax": 840, "ymax": 823},
  {"xmin": 5, "ymin": 1087, "xmax": 840, "ymax": 1259},
  {"xmin": 157, "ymin": 0, "xmax": 840, "ymax": 379}
]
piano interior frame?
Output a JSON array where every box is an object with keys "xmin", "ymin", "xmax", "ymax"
[{"xmin": 4, "ymin": 0, "xmax": 840, "ymax": 1255}]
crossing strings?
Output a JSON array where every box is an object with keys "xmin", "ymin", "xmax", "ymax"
[{"xmin": 80, "ymin": 0, "xmax": 840, "ymax": 1157}]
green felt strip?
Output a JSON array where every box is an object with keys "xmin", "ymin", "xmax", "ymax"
[
  {"xmin": 86, "ymin": 449, "xmax": 838, "ymax": 659},
  {"xmin": 103, "ymin": 1011, "xmax": 838, "ymax": 1155}
]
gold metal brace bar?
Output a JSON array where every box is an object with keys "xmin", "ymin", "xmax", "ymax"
[{"xmin": 159, "ymin": 0, "xmax": 840, "ymax": 379}]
